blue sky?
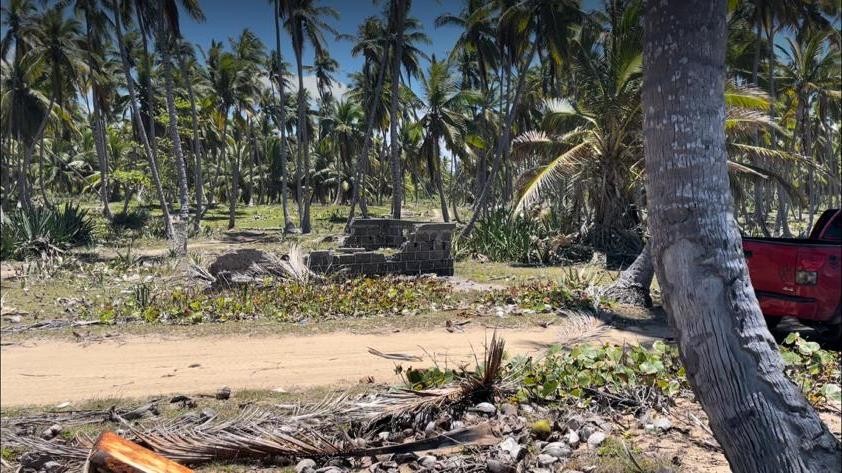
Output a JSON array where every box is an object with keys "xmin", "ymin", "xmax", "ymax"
[
  {"xmin": 180, "ymin": 0, "xmax": 464, "ymax": 96},
  {"xmin": 181, "ymin": 0, "xmax": 603, "ymax": 96}
]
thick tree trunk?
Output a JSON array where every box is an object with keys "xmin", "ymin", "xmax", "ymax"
[
  {"xmin": 602, "ymin": 241, "xmax": 654, "ymax": 307},
  {"xmin": 160, "ymin": 38, "xmax": 190, "ymax": 256},
  {"xmin": 112, "ymin": 0, "xmax": 174, "ymax": 238},
  {"xmin": 273, "ymin": 2, "xmax": 294, "ymax": 232},
  {"xmin": 389, "ymin": 0, "xmax": 406, "ymax": 219},
  {"xmin": 642, "ymin": 2, "xmax": 841, "ymax": 472}
]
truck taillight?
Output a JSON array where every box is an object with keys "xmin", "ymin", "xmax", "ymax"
[{"xmin": 795, "ymin": 270, "xmax": 817, "ymax": 285}]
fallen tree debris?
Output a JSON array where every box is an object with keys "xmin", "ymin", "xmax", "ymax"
[{"xmin": 84, "ymin": 431, "xmax": 193, "ymax": 473}]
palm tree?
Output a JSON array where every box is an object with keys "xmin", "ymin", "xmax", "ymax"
[
  {"xmin": 417, "ymin": 58, "xmax": 478, "ymax": 222},
  {"xmin": 110, "ymin": 0, "xmax": 174, "ymax": 238},
  {"xmin": 23, "ymin": 7, "xmax": 89, "ymax": 211},
  {"xmin": 345, "ymin": 16, "xmax": 391, "ymax": 227},
  {"xmin": 271, "ymin": 0, "xmax": 295, "ymax": 232},
  {"xmin": 73, "ymin": 0, "xmax": 115, "ymax": 220},
  {"xmin": 279, "ymin": 0, "xmax": 338, "ymax": 234}
]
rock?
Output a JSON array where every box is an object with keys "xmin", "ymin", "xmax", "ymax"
[
  {"xmin": 519, "ymin": 404, "xmax": 535, "ymax": 414},
  {"xmin": 497, "ymin": 437, "xmax": 524, "ymax": 460},
  {"xmin": 418, "ymin": 455, "xmax": 437, "ymax": 468},
  {"xmin": 579, "ymin": 425, "xmax": 595, "ymax": 441},
  {"xmin": 536, "ymin": 454, "xmax": 557, "ymax": 466},
  {"xmin": 424, "ymin": 421, "xmax": 437, "ymax": 434},
  {"xmin": 394, "ymin": 452, "xmax": 418, "ymax": 464},
  {"xmin": 587, "ymin": 432, "xmax": 606, "ymax": 449},
  {"xmin": 500, "ymin": 403, "xmax": 518, "ymax": 416},
  {"xmin": 486, "ymin": 459, "xmax": 516, "ymax": 473},
  {"xmin": 473, "ymin": 402, "xmax": 497, "ymax": 414},
  {"xmin": 42, "ymin": 461, "xmax": 64, "ymax": 473},
  {"xmin": 296, "ymin": 459, "xmax": 317, "ymax": 473},
  {"xmin": 378, "ymin": 432, "xmax": 391, "ymax": 441},
  {"xmin": 566, "ymin": 415, "xmax": 586, "ymax": 431},
  {"xmin": 215, "ymin": 386, "xmax": 231, "ymax": 400},
  {"xmin": 542, "ymin": 442, "xmax": 571, "ymax": 458},
  {"xmin": 40, "ymin": 424, "xmax": 62, "ymax": 440},
  {"xmin": 653, "ymin": 417, "xmax": 672, "ymax": 432},
  {"xmin": 531, "ymin": 419, "xmax": 552, "ymax": 439},
  {"xmin": 565, "ymin": 429, "xmax": 580, "ymax": 448}
]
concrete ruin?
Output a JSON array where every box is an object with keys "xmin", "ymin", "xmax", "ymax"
[{"xmin": 306, "ymin": 219, "xmax": 455, "ymax": 276}]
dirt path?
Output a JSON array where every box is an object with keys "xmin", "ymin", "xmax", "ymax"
[{"xmin": 1, "ymin": 325, "xmax": 656, "ymax": 407}]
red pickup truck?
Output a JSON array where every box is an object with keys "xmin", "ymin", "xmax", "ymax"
[{"xmin": 744, "ymin": 209, "xmax": 842, "ymax": 340}]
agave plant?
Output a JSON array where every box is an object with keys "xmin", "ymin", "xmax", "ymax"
[{"xmin": 0, "ymin": 203, "xmax": 93, "ymax": 260}]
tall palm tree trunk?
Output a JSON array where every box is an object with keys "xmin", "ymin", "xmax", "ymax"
[
  {"xmin": 223, "ymin": 117, "xmax": 238, "ymax": 229},
  {"xmin": 159, "ymin": 37, "xmax": 190, "ymax": 255},
  {"xmin": 178, "ymin": 52, "xmax": 204, "ymax": 230},
  {"xmin": 19, "ymin": 93, "xmax": 56, "ymax": 210},
  {"xmin": 389, "ymin": 0, "xmax": 406, "ymax": 219},
  {"xmin": 433, "ymin": 138, "xmax": 449, "ymax": 222},
  {"xmin": 273, "ymin": 1, "xmax": 293, "ymax": 232},
  {"xmin": 293, "ymin": 43, "xmax": 311, "ymax": 233},
  {"xmin": 111, "ymin": 0, "xmax": 174, "ymax": 238},
  {"xmin": 643, "ymin": 2, "xmax": 841, "ymax": 470}
]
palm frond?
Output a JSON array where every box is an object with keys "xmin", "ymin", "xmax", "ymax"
[{"xmin": 513, "ymin": 141, "xmax": 594, "ymax": 212}]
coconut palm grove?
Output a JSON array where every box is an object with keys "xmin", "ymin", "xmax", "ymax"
[{"xmin": 0, "ymin": 1, "xmax": 840, "ymax": 472}]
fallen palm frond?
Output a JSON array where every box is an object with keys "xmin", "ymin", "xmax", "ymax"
[
  {"xmin": 367, "ymin": 347, "xmax": 424, "ymax": 361},
  {"xmin": 7, "ymin": 336, "xmax": 509, "ymax": 468}
]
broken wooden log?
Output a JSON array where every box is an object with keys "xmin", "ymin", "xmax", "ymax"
[{"xmin": 83, "ymin": 431, "xmax": 193, "ymax": 473}]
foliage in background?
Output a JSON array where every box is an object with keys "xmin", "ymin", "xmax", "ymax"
[
  {"xmin": 0, "ymin": 204, "xmax": 93, "ymax": 260},
  {"xmin": 455, "ymin": 209, "xmax": 593, "ymax": 265},
  {"xmin": 482, "ymin": 272, "xmax": 602, "ymax": 313},
  {"xmin": 779, "ymin": 332, "xmax": 842, "ymax": 405},
  {"xmin": 92, "ymin": 276, "xmax": 451, "ymax": 324}
]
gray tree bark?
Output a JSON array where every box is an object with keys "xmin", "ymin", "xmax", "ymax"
[
  {"xmin": 642, "ymin": 2, "xmax": 841, "ymax": 472},
  {"xmin": 602, "ymin": 241, "xmax": 654, "ymax": 307},
  {"xmin": 159, "ymin": 36, "xmax": 190, "ymax": 256},
  {"xmin": 112, "ymin": 0, "xmax": 174, "ymax": 238},
  {"xmin": 273, "ymin": 1, "xmax": 294, "ymax": 232},
  {"xmin": 389, "ymin": 0, "xmax": 406, "ymax": 219},
  {"xmin": 177, "ymin": 51, "xmax": 204, "ymax": 230}
]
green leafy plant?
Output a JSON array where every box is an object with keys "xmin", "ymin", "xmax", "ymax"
[
  {"xmin": 0, "ymin": 204, "xmax": 94, "ymax": 260},
  {"xmin": 93, "ymin": 276, "xmax": 451, "ymax": 325},
  {"xmin": 482, "ymin": 279, "xmax": 599, "ymax": 312},
  {"xmin": 779, "ymin": 332, "xmax": 841, "ymax": 405},
  {"xmin": 512, "ymin": 341, "xmax": 687, "ymax": 409}
]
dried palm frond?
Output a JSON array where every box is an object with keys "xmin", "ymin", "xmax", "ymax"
[{"xmin": 251, "ymin": 245, "xmax": 320, "ymax": 284}]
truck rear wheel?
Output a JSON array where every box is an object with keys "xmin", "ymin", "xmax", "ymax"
[{"xmin": 764, "ymin": 316, "xmax": 782, "ymax": 331}]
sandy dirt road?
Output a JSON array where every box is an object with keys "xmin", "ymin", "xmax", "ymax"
[{"xmin": 1, "ymin": 325, "xmax": 656, "ymax": 407}]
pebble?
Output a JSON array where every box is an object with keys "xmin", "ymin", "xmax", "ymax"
[
  {"xmin": 579, "ymin": 425, "xmax": 595, "ymax": 441},
  {"xmin": 542, "ymin": 441, "xmax": 571, "ymax": 458},
  {"xmin": 486, "ymin": 459, "xmax": 516, "ymax": 473},
  {"xmin": 394, "ymin": 452, "xmax": 418, "ymax": 464},
  {"xmin": 215, "ymin": 386, "xmax": 231, "ymax": 400},
  {"xmin": 497, "ymin": 437, "xmax": 524, "ymax": 460},
  {"xmin": 418, "ymin": 455, "xmax": 437, "ymax": 468},
  {"xmin": 653, "ymin": 417, "xmax": 672, "ymax": 432},
  {"xmin": 473, "ymin": 402, "xmax": 497, "ymax": 414},
  {"xmin": 500, "ymin": 403, "xmax": 518, "ymax": 416},
  {"xmin": 587, "ymin": 432, "xmax": 606, "ymax": 449},
  {"xmin": 42, "ymin": 461, "xmax": 63, "ymax": 473},
  {"xmin": 40, "ymin": 424, "xmax": 62, "ymax": 440},
  {"xmin": 537, "ymin": 454, "xmax": 557, "ymax": 466},
  {"xmin": 295, "ymin": 459, "xmax": 316, "ymax": 473},
  {"xmin": 5, "ymin": 315, "xmax": 22, "ymax": 323},
  {"xmin": 565, "ymin": 430, "xmax": 580, "ymax": 448},
  {"xmin": 377, "ymin": 432, "xmax": 390, "ymax": 441},
  {"xmin": 424, "ymin": 421, "xmax": 437, "ymax": 434}
]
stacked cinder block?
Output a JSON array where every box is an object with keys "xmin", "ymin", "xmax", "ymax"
[{"xmin": 307, "ymin": 219, "xmax": 455, "ymax": 276}]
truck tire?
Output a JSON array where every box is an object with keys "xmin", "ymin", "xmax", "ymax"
[{"xmin": 764, "ymin": 316, "xmax": 782, "ymax": 331}]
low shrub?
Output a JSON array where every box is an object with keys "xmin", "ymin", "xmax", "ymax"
[
  {"xmin": 0, "ymin": 203, "xmax": 94, "ymax": 260},
  {"xmin": 456, "ymin": 209, "xmax": 592, "ymax": 265},
  {"xmin": 111, "ymin": 208, "xmax": 150, "ymax": 230},
  {"xmin": 91, "ymin": 276, "xmax": 451, "ymax": 324}
]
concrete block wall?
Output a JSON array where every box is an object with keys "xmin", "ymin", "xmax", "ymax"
[{"xmin": 308, "ymin": 219, "xmax": 455, "ymax": 276}]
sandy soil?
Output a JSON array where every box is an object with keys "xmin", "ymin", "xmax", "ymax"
[{"xmin": 0, "ymin": 324, "xmax": 657, "ymax": 407}]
